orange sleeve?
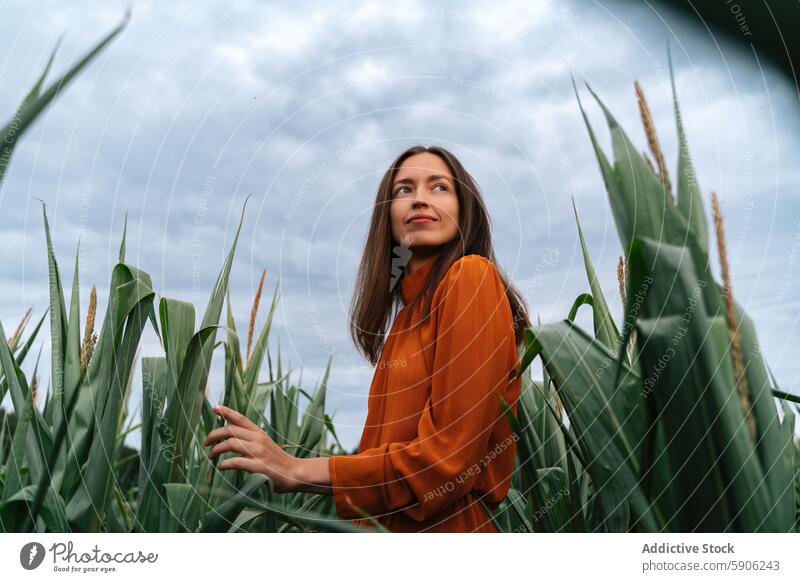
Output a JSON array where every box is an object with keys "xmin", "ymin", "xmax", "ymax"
[{"xmin": 328, "ymin": 256, "xmax": 515, "ymax": 522}]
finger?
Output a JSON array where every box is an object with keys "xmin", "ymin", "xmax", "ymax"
[
  {"xmin": 203, "ymin": 424, "xmax": 256, "ymax": 447},
  {"xmin": 213, "ymin": 404, "xmax": 259, "ymax": 431},
  {"xmin": 208, "ymin": 438, "xmax": 261, "ymax": 461},
  {"xmin": 218, "ymin": 456, "xmax": 266, "ymax": 474}
]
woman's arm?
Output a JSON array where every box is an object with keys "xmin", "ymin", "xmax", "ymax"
[
  {"xmin": 204, "ymin": 404, "xmax": 333, "ymax": 495},
  {"xmin": 293, "ymin": 457, "xmax": 333, "ymax": 495}
]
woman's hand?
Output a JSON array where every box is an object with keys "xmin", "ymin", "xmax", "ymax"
[{"xmin": 203, "ymin": 404, "xmax": 301, "ymax": 493}]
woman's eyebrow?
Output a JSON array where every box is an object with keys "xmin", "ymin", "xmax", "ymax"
[{"xmin": 393, "ymin": 174, "xmax": 453, "ymax": 186}]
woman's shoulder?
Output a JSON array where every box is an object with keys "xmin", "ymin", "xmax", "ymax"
[
  {"xmin": 431, "ymin": 254, "xmax": 513, "ymax": 331},
  {"xmin": 444, "ymin": 254, "xmax": 498, "ymax": 279},
  {"xmin": 435, "ymin": 254, "xmax": 502, "ymax": 297},
  {"xmin": 453, "ymin": 253, "xmax": 492, "ymax": 267}
]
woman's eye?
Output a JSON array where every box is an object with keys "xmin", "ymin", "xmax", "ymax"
[{"xmin": 394, "ymin": 183, "xmax": 447, "ymax": 196}]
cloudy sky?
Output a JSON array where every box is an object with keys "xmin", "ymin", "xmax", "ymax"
[{"xmin": 1, "ymin": 0, "xmax": 798, "ymax": 450}]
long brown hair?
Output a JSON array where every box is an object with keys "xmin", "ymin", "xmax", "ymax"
[{"xmin": 349, "ymin": 145, "xmax": 531, "ymax": 366}]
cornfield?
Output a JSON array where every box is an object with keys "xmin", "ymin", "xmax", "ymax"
[{"xmin": 1, "ymin": 17, "xmax": 797, "ymax": 533}]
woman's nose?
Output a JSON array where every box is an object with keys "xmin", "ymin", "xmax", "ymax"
[{"xmin": 411, "ymin": 188, "xmax": 432, "ymax": 205}]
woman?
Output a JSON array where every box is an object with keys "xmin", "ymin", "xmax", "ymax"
[{"xmin": 204, "ymin": 145, "xmax": 530, "ymax": 532}]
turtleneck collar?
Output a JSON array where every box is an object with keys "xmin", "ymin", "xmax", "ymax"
[{"xmin": 400, "ymin": 259, "xmax": 436, "ymax": 305}]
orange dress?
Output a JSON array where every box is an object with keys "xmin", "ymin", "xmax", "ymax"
[{"xmin": 328, "ymin": 254, "xmax": 522, "ymax": 532}]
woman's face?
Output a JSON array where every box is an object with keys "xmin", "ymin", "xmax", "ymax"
[{"xmin": 389, "ymin": 152, "xmax": 460, "ymax": 256}]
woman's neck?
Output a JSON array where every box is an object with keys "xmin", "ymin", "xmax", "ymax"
[{"xmin": 405, "ymin": 254, "xmax": 438, "ymax": 277}]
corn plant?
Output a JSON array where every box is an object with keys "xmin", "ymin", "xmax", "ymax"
[
  {"xmin": 491, "ymin": 50, "xmax": 800, "ymax": 533},
  {"xmin": 0, "ymin": 197, "xmax": 367, "ymax": 532}
]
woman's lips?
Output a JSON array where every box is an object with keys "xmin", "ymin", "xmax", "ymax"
[{"xmin": 409, "ymin": 217, "xmax": 434, "ymax": 224}]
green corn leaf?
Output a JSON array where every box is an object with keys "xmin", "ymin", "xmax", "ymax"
[
  {"xmin": 287, "ymin": 385, "xmax": 300, "ymax": 447},
  {"xmin": 567, "ymin": 293, "xmax": 593, "ymax": 323},
  {"xmin": 161, "ymin": 483, "xmax": 196, "ymax": 532},
  {"xmin": 65, "ymin": 263, "xmax": 157, "ymax": 531},
  {"xmin": 735, "ymin": 305, "xmax": 794, "ymax": 531},
  {"xmin": 162, "ymin": 325, "xmax": 220, "ymax": 484},
  {"xmin": 63, "ymin": 242, "xmax": 82, "ymax": 413},
  {"xmin": 22, "ymin": 356, "xmax": 84, "ymax": 533},
  {"xmin": 8, "ymin": 308, "xmax": 48, "ymax": 366},
  {"xmin": 628, "ymin": 236, "xmax": 778, "ymax": 531},
  {"xmin": 159, "ymin": 298, "xmax": 196, "ymax": 398},
  {"xmin": 0, "ymin": 11, "xmax": 129, "ymax": 192},
  {"xmin": 49, "ymin": 242, "xmax": 84, "ymax": 496},
  {"xmin": 296, "ymin": 356, "xmax": 331, "ymax": 457},
  {"xmin": 323, "ymin": 413, "xmax": 346, "ymax": 453},
  {"xmin": 1, "ymin": 374, "xmax": 34, "ymax": 504},
  {"xmin": 504, "ymin": 487, "xmax": 535, "ymax": 533},
  {"xmin": 582, "ymin": 82, "xmax": 674, "ymax": 247},
  {"xmin": 572, "ymin": 75, "xmax": 631, "ymax": 252},
  {"xmin": 242, "ymin": 284, "xmax": 279, "ymax": 421},
  {"xmin": 521, "ymin": 320, "xmax": 657, "ymax": 532},
  {"xmin": 225, "ymin": 289, "xmax": 244, "ymax": 375},
  {"xmin": 118, "ymin": 211, "xmax": 128, "ymax": 263},
  {"xmin": 0, "ymin": 319, "xmax": 50, "ymax": 499},
  {"xmin": 223, "ymin": 339, "xmax": 245, "ymax": 413},
  {"xmin": 668, "ymin": 45, "xmax": 709, "ymax": 256},
  {"xmin": 40, "ymin": 202, "xmax": 69, "ymax": 420},
  {"xmin": 159, "ymin": 200, "xmax": 248, "ymax": 485},
  {"xmin": 200, "ymin": 473, "xmax": 270, "ymax": 533},
  {"xmin": 572, "ymin": 199, "xmax": 620, "ymax": 351},
  {"xmin": 0, "ymin": 413, "xmax": 7, "ymax": 467},
  {"xmin": 1, "ymin": 485, "xmax": 68, "ymax": 533}
]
